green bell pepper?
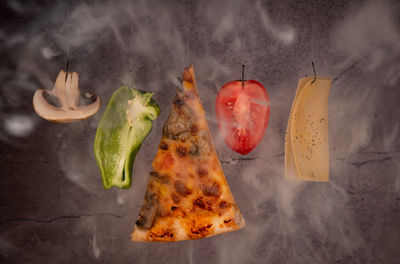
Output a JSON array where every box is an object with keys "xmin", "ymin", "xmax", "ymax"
[{"xmin": 94, "ymin": 86, "xmax": 160, "ymax": 189}]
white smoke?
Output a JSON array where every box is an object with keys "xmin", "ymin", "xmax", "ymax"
[
  {"xmin": 332, "ymin": 0, "xmax": 400, "ymax": 70},
  {"xmin": 91, "ymin": 229, "xmax": 101, "ymax": 259},
  {"xmin": 3, "ymin": 114, "xmax": 35, "ymax": 137},
  {"xmin": 256, "ymin": 0, "xmax": 296, "ymax": 45}
]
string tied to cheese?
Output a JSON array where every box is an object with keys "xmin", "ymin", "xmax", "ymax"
[{"xmin": 311, "ymin": 61, "xmax": 317, "ymax": 84}]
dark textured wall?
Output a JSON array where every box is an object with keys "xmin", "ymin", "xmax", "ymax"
[{"xmin": 1, "ymin": 0, "xmax": 399, "ymax": 263}]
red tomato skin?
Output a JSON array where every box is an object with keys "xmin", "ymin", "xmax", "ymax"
[{"xmin": 215, "ymin": 80, "xmax": 270, "ymax": 155}]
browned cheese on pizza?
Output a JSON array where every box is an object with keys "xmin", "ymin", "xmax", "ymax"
[{"xmin": 131, "ymin": 65, "xmax": 245, "ymax": 242}]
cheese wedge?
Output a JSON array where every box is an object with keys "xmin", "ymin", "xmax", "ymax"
[
  {"xmin": 131, "ymin": 66, "xmax": 245, "ymax": 242},
  {"xmin": 285, "ymin": 76, "xmax": 332, "ymax": 181}
]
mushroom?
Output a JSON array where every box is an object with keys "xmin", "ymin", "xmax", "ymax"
[{"xmin": 33, "ymin": 69, "xmax": 100, "ymax": 123}]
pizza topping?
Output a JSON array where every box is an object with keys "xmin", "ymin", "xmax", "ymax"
[
  {"xmin": 193, "ymin": 196, "xmax": 214, "ymax": 211},
  {"xmin": 136, "ymin": 192, "xmax": 158, "ymax": 229},
  {"xmin": 189, "ymin": 143, "xmax": 200, "ymax": 156},
  {"xmin": 175, "ymin": 180, "xmax": 192, "ymax": 197},
  {"xmin": 189, "ymin": 124, "xmax": 198, "ymax": 135},
  {"xmin": 171, "ymin": 206, "xmax": 178, "ymax": 211},
  {"xmin": 171, "ymin": 193, "xmax": 181, "ymax": 204},
  {"xmin": 202, "ymin": 183, "xmax": 221, "ymax": 197},
  {"xmin": 167, "ymin": 121, "xmax": 188, "ymax": 139},
  {"xmin": 176, "ymin": 146, "xmax": 188, "ymax": 157},
  {"xmin": 176, "ymin": 105, "xmax": 188, "ymax": 119},
  {"xmin": 193, "ymin": 197, "xmax": 206, "ymax": 209},
  {"xmin": 197, "ymin": 167, "xmax": 208, "ymax": 177},
  {"xmin": 135, "ymin": 216, "xmax": 146, "ymax": 227},
  {"xmin": 149, "ymin": 171, "xmax": 169, "ymax": 184},
  {"xmin": 163, "ymin": 105, "xmax": 186, "ymax": 139},
  {"xmin": 159, "ymin": 142, "xmax": 169, "ymax": 150},
  {"xmin": 149, "ymin": 171, "xmax": 159, "ymax": 177},
  {"xmin": 218, "ymin": 201, "xmax": 232, "ymax": 216},
  {"xmin": 191, "ymin": 224, "xmax": 212, "ymax": 235},
  {"xmin": 159, "ymin": 154, "xmax": 174, "ymax": 169},
  {"xmin": 149, "ymin": 230, "xmax": 174, "ymax": 239},
  {"xmin": 198, "ymin": 131, "xmax": 211, "ymax": 154},
  {"xmin": 183, "ymin": 92, "xmax": 195, "ymax": 101},
  {"xmin": 174, "ymin": 97, "xmax": 185, "ymax": 105},
  {"xmin": 183, "ymin": 70, "xmax": 193, "ymax": 83},
  {"xmin": 219, "ymin": 201, "xmax": 231, "ymax": 209}
]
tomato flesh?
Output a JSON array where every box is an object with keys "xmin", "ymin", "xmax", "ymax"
[{"xmin": 215, "ymin": 80, "xmax": 270, "ymax": 155}]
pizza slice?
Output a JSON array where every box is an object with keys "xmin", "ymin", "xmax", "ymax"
[{"xmin": 131, "ymin": 65, "xmax": 246, "ymax": 242}]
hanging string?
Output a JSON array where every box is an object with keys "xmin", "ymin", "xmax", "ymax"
[
  {"xmin": 130, "ymin": 24, "xmax": 133, "ymax": 74},
  {"xmin": 311, "ymin": 61, "xmax": 317, "ymax": 83},
  {"xmin": 240, "ymin": 3, "xmax": 246, "ymax": 88},
  {"xmin": 241, "ymin": 65, "xmax": 245, "ymax": 88},
  {"xmin": 65, "ymin": 0, "xmax": 70, "ymax": 79},
  {"xmin": 129, "ymin": 11, "xmax": 134, "ymax": 88},
  {"xmin": 331, "ymin": 45, "xmax": 381, "ymax": 84},
  {"xmin": 311, "ymin": 0, "xmax": 316, "ymax": 63},
  {"xmin": 309, "ymin": 0, "xmax": 316, "ymax": 83},
  {"xmin": 331, "ymin": 61, "xmax": 358, "ymax": 84},
  {"xmin": 186, "ymin": 0, "xmax": 190, "ymax": 67}
]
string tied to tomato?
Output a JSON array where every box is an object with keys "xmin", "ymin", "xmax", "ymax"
[{"xmin": 215, "ymin": 66, "xmax": 270, "ymax": 155}]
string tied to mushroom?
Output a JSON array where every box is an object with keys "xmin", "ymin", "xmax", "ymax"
[{"xmin": 32, "ymin": 0, "xmax": 100, "ymax": 123}]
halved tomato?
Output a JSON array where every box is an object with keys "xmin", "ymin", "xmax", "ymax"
[{"xmin": 215, "ymin": 80, "xmax": 270, "ymax": 155}]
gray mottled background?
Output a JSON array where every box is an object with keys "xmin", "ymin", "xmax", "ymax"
[{"xmin": 1, "ymin": 0, "xmax": 400, "ymax": 263}]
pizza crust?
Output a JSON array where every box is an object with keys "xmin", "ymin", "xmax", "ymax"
[{"xmin": 131, "ymin": 209, "xmax": 245, "ymax": 242}]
